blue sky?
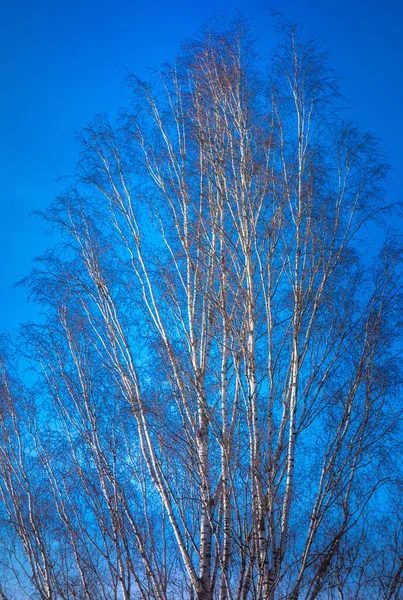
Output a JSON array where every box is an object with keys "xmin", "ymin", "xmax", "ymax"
[{"xmin": 1, "ymin": 0, "xmax": 402, "ymax": 330}]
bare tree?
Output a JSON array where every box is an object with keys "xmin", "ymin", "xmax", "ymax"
[{"xmin": 0, "ymin": 17, "xmax": 402, "ymax": 600}]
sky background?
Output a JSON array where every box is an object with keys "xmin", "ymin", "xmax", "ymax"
[{"xmin": 0, "ymin": 0, "xmax": 402, "ymax": 331}]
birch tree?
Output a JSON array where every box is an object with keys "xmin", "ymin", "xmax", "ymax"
[{"xmin": 0, "ymin": 17, "xmax": 402, "ymax": 600}]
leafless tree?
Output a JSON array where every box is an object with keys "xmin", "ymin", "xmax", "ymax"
[{"xmin": 0, "ymin": 17, "xmax": 402, "ymax": 600}]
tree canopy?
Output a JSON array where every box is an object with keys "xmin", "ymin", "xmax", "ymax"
[{"xmin": 0, "ymin": 17, "xmax": 402, "ymax": 600}]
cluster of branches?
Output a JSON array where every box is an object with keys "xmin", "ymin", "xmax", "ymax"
[{"xmin": 0, "ymin": 17, "xmax": 402, "ymax": 600}]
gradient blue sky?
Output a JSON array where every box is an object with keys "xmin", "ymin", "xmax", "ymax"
[{"xmin": 1, "ymin": 0, "xmax": 402, "ymax": 330}]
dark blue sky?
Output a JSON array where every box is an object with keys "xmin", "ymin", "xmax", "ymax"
[{"xmin": 1, "ymin": 0, "xmax": 402, "ymax": 330}]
